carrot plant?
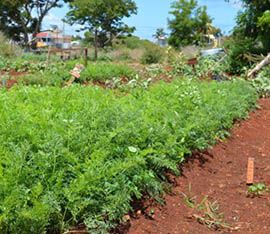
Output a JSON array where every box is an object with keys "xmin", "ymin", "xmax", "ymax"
[{"xmin": 0, "ymin": 78, "xmax": 257, "ymax": 233}]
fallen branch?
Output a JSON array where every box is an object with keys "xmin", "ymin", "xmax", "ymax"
[{"xmin": 248, "ymin": 53, "xmax": 270, "ymax": 78}]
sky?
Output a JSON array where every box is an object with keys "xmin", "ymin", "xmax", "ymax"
[{"xmin": 44, "ymin": 0, "xmax": 242, "ymax": 40}]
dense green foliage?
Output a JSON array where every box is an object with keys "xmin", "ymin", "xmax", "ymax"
[
  {"xmin": 168, "ymin": 0, "xmax": 212, "ymax": 48},
  {"xmin": 231, "ymin": 0, "xmax": 270, "ymax": 51},
  {"xmin": 81, "ymin": 63, "xmax": 135, "ymax": 82},
  {"xmin": 224, "ymin": 38, "xmax": 256, "ymax": 74},
  {"xmin": 225, "ymin": 0, "xmax": 270, "ymax": 74},
  {"xmin": 0, "ymin": 79, "xmax": 257, "ymax": 233}
]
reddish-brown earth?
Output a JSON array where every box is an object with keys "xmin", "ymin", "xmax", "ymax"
[
  {"xmin": 0, "ymin": 70, "xmax": 28, "ymax": 88},
  {"xmin": 119, "ymin": 98, "xmax": 270, "ymax": 234}
]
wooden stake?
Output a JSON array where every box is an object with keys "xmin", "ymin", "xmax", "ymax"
[
  {"xmin": 46, "ymin": 46, "xmax": 51, "ymax": 65},
  {"xmin": 84, "ymin": 48, "xmax": 88, "ymax": 67},
  {"xmin": 247, "ymin": 157, "xmax": 255, "ymax": 185}
]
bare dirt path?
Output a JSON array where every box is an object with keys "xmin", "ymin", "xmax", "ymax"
[{"xmin": 124, "ymin": 99, "xmax": 270, "ymax": 234}]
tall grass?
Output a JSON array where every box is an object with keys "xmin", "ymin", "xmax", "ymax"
[{"xmin": 0, "ymin": 32, "xmax": 21, "ymax": 58}]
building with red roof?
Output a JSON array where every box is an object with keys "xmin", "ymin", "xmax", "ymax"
[{"xmin": 35, "ymin": 29, "xmax": 72, "ymax": 49}]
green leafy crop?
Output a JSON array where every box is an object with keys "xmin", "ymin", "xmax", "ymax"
[
  {"xmin": 0, "ymin": 78, "xmax": 257, "ymax": 233},
  {"xmin": 80, "ymin": 63, "xmax": 136, "ymax": 82}
]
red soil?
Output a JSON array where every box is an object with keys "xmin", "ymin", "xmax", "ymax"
[
  {"xmin": 120, "ymin": 98, "xmax": 270, "ymax": 234},
  {"xmin": 0, "ymin": 70, "xmax": 27, "ymax": 88}
]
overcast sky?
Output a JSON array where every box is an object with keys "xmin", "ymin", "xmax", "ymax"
[{"xmin": 44, "ymin": 0, "xmax": 242, "ymax": 40}]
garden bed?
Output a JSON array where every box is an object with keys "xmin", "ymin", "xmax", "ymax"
[
  {"xmin": 125, "ymin": 99, "xmax": 270, "ymax": 234},
  {"xmin": 0, "ymin": 79, "xmax": 257, "ymax": 233}
]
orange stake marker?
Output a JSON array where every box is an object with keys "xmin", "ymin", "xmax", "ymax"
[{"xmin": 247, "ymin": 157, "xmax": 255, "ymax": 185}]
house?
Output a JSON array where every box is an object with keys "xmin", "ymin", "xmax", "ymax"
[{"xmin": 35, "ymin": 29, "xmax": 72, "ymax": 49}]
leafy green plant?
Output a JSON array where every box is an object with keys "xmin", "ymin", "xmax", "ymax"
[
  {"xmin": 81, "ymin": 62, "xmax": 135, "ymax": 82},
  {"xmin": 248, "ymin": 183, "xmax": 269, "ymax": 197},
  {"xmin": 0, "ymin": 78, "xmax": 257, "ymax": 233},
  {"xmin": 195, "ymin": 56, "xmax": 228, "ymax": 80},
  {"xmin": 166, "ymin": 49, "xmax": 193, "ymax": 77},
  {"xmin": 251, "ymin": 66, "xmax": 270, "ymax": 97}
]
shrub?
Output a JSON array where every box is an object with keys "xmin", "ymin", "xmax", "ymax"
[
  {"xmin": 195, "ymin": 56, "xmax": 228, "ymax": 79},
  {"xmin": 224, "ymin": 37, "xmax": 265, "ymax": 74},
  {"xmin": 141, "ymin": 44, "xmax": 165, "ymax": 64}
]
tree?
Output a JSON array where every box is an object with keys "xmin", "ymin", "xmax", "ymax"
[
  {"xmin": 153, "ymin": 28, "xmax": 167, "ymax": 46},
  {"xmin": 168, "ymin": 0, "xmax": 212, "ymax": 48},
  {"xmin": 229, "ymin": 0, "xmax": 270, "ymax": 51},
  {"xmin": 153, "ymin": 28, "xmax": 167, "ymax": 40},
  {"xmin": 223, "ymin": 0, "xmax": 270, "ymax": 73},
  {"xmin": 0, "ymin": 0, "xmax": 68, "ymax": 46},
  {"xmin": 67, "ymin": 0, "xmax": 137, "ymax": 60}
]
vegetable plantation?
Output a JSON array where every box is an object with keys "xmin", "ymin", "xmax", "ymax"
[
  {"xmin": 1, "ymin": 0, "xmax": 270, "ymax": 232},
  {"xmin": 0, "ymin": 78, "xmax": 257, "ymax": 233}
]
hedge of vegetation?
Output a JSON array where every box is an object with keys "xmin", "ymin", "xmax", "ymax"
[{"xmin": 0, "ymin": 79, "xmax": 257, "ymax": 233}]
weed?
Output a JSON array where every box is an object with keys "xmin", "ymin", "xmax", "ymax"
[
  {"xmin": 182, "ymin": 183, "xmax": 196, "ymax": 208},
  {"xmin": 247, "ymin": 183, "xmax": 269, "ymax": 197},
  {"xmin": 182, "ymin": 186, "xmax": 232, "ymax": 231}
]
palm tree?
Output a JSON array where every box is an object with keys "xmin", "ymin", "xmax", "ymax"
[
  {"xmin": 153, "ymin": 28, "xmax": 167, "ymax": 46},
  {"xmin": 153, "ymin": 28, "xmax": 167, "ymax": 40}
]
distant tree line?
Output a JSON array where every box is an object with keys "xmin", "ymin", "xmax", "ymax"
[{"xmin": 1, "ymin": 0, "xmax": 268, "ymax": 66}]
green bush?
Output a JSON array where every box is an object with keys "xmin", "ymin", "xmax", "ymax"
[
  {"xmin": 141, "ymin": 44, "xmax": 165, "ymax": 64},
  {"xmin": 0, "ymin": 79, "xmax": 257, "ymax": 233},
  {"xmin": 224, "ymin": 37, "xmax": 265, "ymax": 74},
  {"xmin": 81, "ymin": 63, "xmax": 135, "ymax": 81}
]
